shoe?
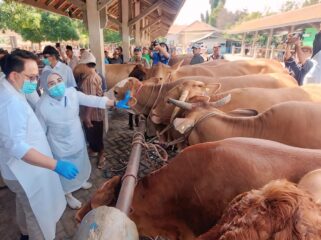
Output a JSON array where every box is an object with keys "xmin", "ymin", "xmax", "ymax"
[
  {"xmin": 98, "ymin": 156, "xmax": 107, "ymax": 169},
  {"xmin": 82, "ymin": 181, "xmax": 92, "ymax": 190},
  {"xmin": 20, "ymin": 234, "xmax": 29, "ymax": 240},
  {"xmin": 66, "ymin": 193, "xmax": 82, "ymax": 209}
]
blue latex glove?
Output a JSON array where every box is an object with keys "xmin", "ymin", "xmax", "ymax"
[
  {"xmin": 54, "ymin": 160, "xmax": 79, "ymax": 180},
  {"xmin": 116, "ymin": 90, "xmax": 131, "ymax": 109}
]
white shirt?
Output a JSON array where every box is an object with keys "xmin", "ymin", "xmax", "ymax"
[
  {"xmin": 42, "ymin": 61, "xmax": 77, "ymax": 88},
  {"xmin": 0, "ymin": 78, "xmax": 52, "ymax": 180},
  {"xmin": 303, "ymin": 50, "xmax": 321, "ymax": 84}
]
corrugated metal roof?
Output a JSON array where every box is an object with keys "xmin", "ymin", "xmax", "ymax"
[{"xmin": 227, "ymin": 3, "xmax": 321, "ymax": 34}]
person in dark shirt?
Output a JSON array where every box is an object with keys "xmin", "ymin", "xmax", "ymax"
[
  {"xmin": 190, "ymin": 43, "xmax": 204, "ymax": 65},
  {"xmin": 284, "ymin": 34, "xmax": 313, "ymax": 85},
  {"xmin": 108, "ymin": 47, "xmax": 123, "ymax": 64},
  {"xmin": 208, "ymin": 43, "xmax": 224, "ymax": 61}
]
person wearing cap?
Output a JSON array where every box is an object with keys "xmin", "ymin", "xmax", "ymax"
[
  {"xmin": 35, "ymin": 69, "xmax": 116, "ymax": 209},
  {"xmin": 75, "ymin": 51, "xmax": 108, "ymax": 169},
  {"xmin": 129, "ymin": 47, "xmax": 150, "ymax": 68},
  {"xmin": 65, "ymin": 45, "xmax": 79, "ymax": 70},
  {"xmin": 41, "ymin": 45, "xmax": 77, "ymax": 89},
  {"xmin": 190, "ymin": 43, "xmax": 204, "ymax": 65},
  {"xmin": 209, "ymin": 43, "xmax": 224, "ymax": 61}
]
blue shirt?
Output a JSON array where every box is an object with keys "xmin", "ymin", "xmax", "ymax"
[
  {"xmin": 152, "ymin": 52, "xmax": 170, "ymax": 65},
  {"xmin": 104, "ymin": 58, "xmax": 109, "ymax": 64}
]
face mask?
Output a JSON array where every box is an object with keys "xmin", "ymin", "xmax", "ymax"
[
  {"xmin": 42, "ymin": 58, "xmax": 50, "ymax": 66},
  {"xmin": 21, "ymin": 80, "xmax": 37, "ymax": 94},
  {"xmin": 48, "ymin": 82, "xmax": 65, "ymax": 100}
]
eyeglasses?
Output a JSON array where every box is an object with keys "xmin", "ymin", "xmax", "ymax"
[{"xmin": 20, "ymin": 73, "xmax": 39, "ymax": 82}]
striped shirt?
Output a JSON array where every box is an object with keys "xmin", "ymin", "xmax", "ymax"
[{"xmin": 79, "ymin": 72, "xmax": 104, "ymax": 122}]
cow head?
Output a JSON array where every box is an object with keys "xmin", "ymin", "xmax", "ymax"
[
  {"xmin": 150, "ymin": 80, "xmax": 222, "ymax": 125},
  {"xmin": 75, "ymin": 176, "xmax": 122, "ymax": 223},
  {"xmin": 146, "ymin": 60, "xmax": 184, "ymax": 81},
  {"xmin": 112, "ymin": 77, "xmax": 143, "ymax": 109}
]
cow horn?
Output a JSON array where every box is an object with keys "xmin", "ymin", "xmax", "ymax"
[
  {"xmin": 167, "ymin": 98, "xmax": 193, "ymax": 110},
  {"xmin": 170, "ymin": 90, "xmax": 189, "ymax": 123},
  {"xmin": 209, "ymin": 94, "xmax": 232, "ymax": 108}
]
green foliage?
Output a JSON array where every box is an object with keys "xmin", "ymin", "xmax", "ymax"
[
  {"xmin": 0, "ymin": 0, "xmax": 79, "ymax": 43},
  {"xmin": 302, "ymin": 0, "xmax": 321, "ymax": 7},
  {"xmin": 201, "ymin": 0, "xmax": 226, "ymax": 27},
  {"xmin": 281, "ymin": 0, "xmax": 299, "ymax": 12},
  {"xmin": 103, "ymin": 29, "xmax": 121, "ymax": 43}
]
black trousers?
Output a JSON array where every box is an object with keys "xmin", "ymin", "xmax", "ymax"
[
  {"xmin": 128, "ymin": 113, "xmax": 139, "ymax": 128},
  {"xmin": 83, "ymin": 121, "xmax": 104, "ymax": 152}
]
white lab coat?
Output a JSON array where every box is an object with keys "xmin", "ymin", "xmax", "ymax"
[
  {"xmin": 0, "ymin": 78, "xmax": 66, "ymax": 240},
  {"xmin": 35, "ymin": 88, "xmax": 108, "ymax": 193},
  {"xmin": 303, "ymin": 50, "xmax": 321, "ymax": 84}
]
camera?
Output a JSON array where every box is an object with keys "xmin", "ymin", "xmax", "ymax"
[
  {"xmin": 285, "ymin": 32, "xmax": 303, "ymax": 44},
  {"xmin": 149, "ymin": 40, "xmax": 159, "ymax": 50}
]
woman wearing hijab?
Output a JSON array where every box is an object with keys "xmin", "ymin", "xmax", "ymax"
[{"xmin": 35, "ymin": 70, "xmax": 130, "ymax": 209}]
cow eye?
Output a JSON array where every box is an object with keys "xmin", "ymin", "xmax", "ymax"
[{"xmin": 114, "ymin": 90, "xmax": 118, "ymax": 96}]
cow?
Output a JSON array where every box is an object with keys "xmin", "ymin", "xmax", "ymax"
[
  {"xmin": 196, "ymin": 180, "xmax": 321, "ymax": 240},
  {"xmin": 298, "ymin": 169, "xmax": 321, "ymax": 204},
  {"xmin": 169, "ymin": 100, "xmax": 321, "ymax": 148},
  {"xmin": 151, "ymin": 83, "xmax": 319, "ymax": 125},
  {"xmin": 76, "ymin": 138, "xmax": 321, "ymax": 240},
  {"xmin": 113, "ymin": 73, "xmax": 298, "ymax": 117},
  {"xmin": 146, "ymin": 59, "xmax": 288, "ymax": 81}
]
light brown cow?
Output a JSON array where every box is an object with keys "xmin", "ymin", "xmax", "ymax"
[
  {"xmin": 114, "ymin": 73, "xmax": 297, "ymax": 116},
  {"xmin": 197, "ymin": 180, "xmax": 321, "ymax": 240},
  {"xmin": 146, "ymin": 59, "xmax": 288, "ymax": 81},
  {"xmin": 298, "ymin": 169, "xmax": 321, "ymax": 203},
  {"xmin": 170, "ymin": 100, "xmax": 321, "ymax": 148},
  {"xmin": 151, "ymin": 84, "xmax": 318, "ymax": 125},
  {"xmin": 76, "ymin": 138, "xmax": 321, "ymax": 240}
]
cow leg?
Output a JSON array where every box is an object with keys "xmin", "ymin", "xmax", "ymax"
[{"xmin": 135, "ymin": 115, "xmax": 139, "ymax": 127}]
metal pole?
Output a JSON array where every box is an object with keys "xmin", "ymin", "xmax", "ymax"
[{"xmin": 116, "ymin": 116, "xmax": 146, "ymax": 215}]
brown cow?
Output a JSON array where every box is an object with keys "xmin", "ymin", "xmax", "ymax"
[
  {"xmin": 197, "ymin": 180, "xmax": 321, "ymax": 240},
  {"xmin": 113, "ymin": 73, "xmax": 297, "ymax": 116},
  {"xmin": 298, "ymin": 169, "xmax": 321, "ymax": 204},
  {"xmin": 151, "ymin": 83, "xmax": 320, "ymax": 125},
  {"xmin": 170, "ymin": 100, "xmax": 321, "ymax": 148},
  {"xmin": 76, "ymin": 138, "xmax": 321, "ymax": 239},
  {"xmin": 146, "ymin": 59, "xmax": 288, "ymax": 81}
]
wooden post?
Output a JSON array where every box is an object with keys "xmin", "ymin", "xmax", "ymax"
[
  {"xmin": 270, "ymin": 46, "xmax": 275, "ymax": 59},
  {"xmin": 86, "ymin": 0, "xmax": 105, "ymax": 76},
  {"xmin": 240, "ymin": 33, "xmax": 246, "ymax": 56},
  {"xmin": 265, "ymin": 28, "xmax": 273, "ymax": 58},
  {"xmin": 134, "ymin": 0, "xmax": 141, "ymax": 46},
  {"xmin": 122, "ymin": 0, "xmax": 130, "ymax": 62},
  {"xmin": 251, "ymin": 31, "xmax": 258, "ymax": 56}
]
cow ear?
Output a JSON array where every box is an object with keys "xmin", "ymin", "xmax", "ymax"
[
  {"xmin": 128, "ymin": 97, "xmax": 137, "ymax": 107},
  {"xmin": 228, "ymin": 109, "xmax": 258, "ymax": 117},
  {"xmin": 171, "ymin": 59, "xmax": 184, "ymax": 72},
  {"xmin": 189, "ymin": 95, "xmax": 210, "ymax": 103},
  {"xmin": 173, "ymin": 117, "xmax": 195, "ymax": 134}
]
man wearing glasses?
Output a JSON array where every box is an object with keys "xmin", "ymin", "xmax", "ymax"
[{"xmin": 0, "ymin": 49, "xmax": 78, "ymax": 240}]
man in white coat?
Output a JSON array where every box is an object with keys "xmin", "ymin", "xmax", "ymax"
[{"xmin": 0, "ymin": 49, "xmax": 79, "ymax": 240}]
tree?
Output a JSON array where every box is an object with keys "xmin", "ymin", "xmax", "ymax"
[
  {"xmin": 205, "ymin": 11, "xmax": 209, "ymax": 23},
  {"xmin": 302, "ymin": 0, "xmax": 321, "ymax": 6},
  {"xmin": 103, "ymin": 29, "xmax": 121, "ymax": 43},
  {"xmin": 200, "ymin": 13, "xmax": 205, "ymax": 22},
  {"xmin": 281, "ymin": 0, "xmax": 299, "ymax": 12}
]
